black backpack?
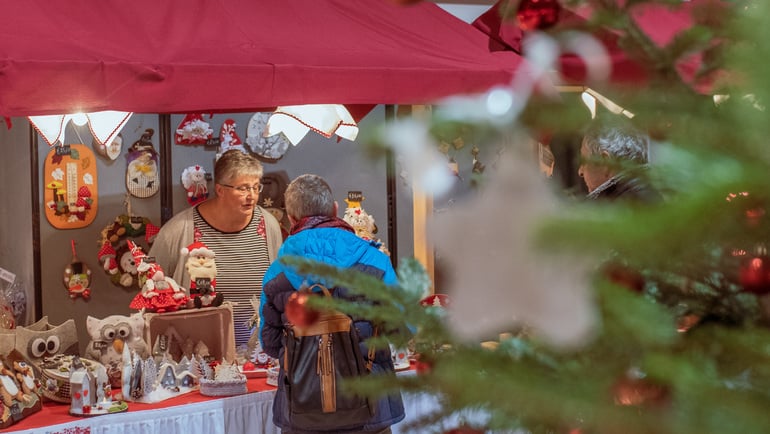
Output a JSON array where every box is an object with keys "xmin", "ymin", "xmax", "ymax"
[{"xmin": 282, "ymin": 284, "xmax": 376, "ymax": 431}]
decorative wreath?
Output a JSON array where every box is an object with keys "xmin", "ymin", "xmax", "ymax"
[{"xmin": 96, "ymin": 214, "xmax": 160, "ymax": 289}]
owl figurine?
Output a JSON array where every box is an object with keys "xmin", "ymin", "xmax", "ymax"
[
  {"xmin": 13, "ymin": 318, "xmax": 79, "ymax": 364},
  {"xmin": 85, "ymin": 312, "xmax": 149, "ymax": 388}
]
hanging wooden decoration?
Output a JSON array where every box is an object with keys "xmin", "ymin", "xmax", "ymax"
[{"xmin": 43, "ymin": 144, "xmax": 98, "ymax": 229}]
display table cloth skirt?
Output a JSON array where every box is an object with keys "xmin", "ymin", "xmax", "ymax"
[{"xmin": 5, "ymin": 370, "xmax": 448, "ymax": 434}]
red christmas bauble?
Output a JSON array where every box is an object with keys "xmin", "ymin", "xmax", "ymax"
[
  {"xmin": 413, "ymin": 355, "xmax": 433, "ymax": 375},
  {"xmin": 612, "ymin": 376, "xmax": 670, "ymax": 408},
  {"xmin": 602, "ymin": 262, "xmax": 645, "ymax": 293},
  {"xmin": 286, "ymin": 291, "xmax": 321, "ymax": 327},
  {"xmin": 739, "ymin": 255, "xmax": 770, "ymax": 295},
  {"xmin": 516, "ymin": 0, "xmax": 562, "ymax": 31}
]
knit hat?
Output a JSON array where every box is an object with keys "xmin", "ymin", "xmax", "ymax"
[{"xmin": 181, "ymin": 241, "xmax": 216, "ymax": 258}]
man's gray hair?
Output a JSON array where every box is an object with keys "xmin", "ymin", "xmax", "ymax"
[
  {"xmin": 583, "ymin": 115, "xmax": 649, "ymax": 164},
  {"xmin": 285, "ymin": 174, "xmax": 335, "ymax": 219}
]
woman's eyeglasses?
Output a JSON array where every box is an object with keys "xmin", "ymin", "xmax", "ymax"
[{"xmin": 220, "ymin": 183, "xmax": 263, "ymax": 195}]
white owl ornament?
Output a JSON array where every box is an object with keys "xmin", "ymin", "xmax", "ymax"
[{"xmin": 85, "ymin": 312, "xmax": 149, "ymax": 388}]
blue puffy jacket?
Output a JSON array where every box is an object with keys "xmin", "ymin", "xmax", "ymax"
[{"xmin": 259, "ymin": 226, "xmax": 405, "ymax": 434}]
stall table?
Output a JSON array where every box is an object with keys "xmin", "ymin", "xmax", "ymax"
[{"xmin": 5, "ymin": 369, "xmax": 447, "ymax": 434}]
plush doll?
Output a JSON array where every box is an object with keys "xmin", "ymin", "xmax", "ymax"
[
  {"xmin": 127, "ymin": 241, "xmax": 188, "ymax": 312},
  {"xmin": 181, "ymin": 241, "xmax": 223, "ymax": 308},
  {"xmin": 181, "ymin": 165, "xmax": 209, "ymax": 206},
  {"xmin": 343, "ymin": 205, "xmax": 390, "ymax": 255}
]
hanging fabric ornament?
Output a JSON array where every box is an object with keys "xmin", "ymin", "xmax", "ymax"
[
  {"xmin": 125, "ymin": 129, "xmax": 160, "ymax": 198},
  {"xmin": 245, "ymin": 112, "xmax": 291, "ymax": 162},
  {"xmin": 175, "ymin": 113, "xmax": 213, "ymax": 145},
  {"xmin": 181, "ymin": 165, "xmax": 210, "ymax": 207},
  {"xmin": 516, "ymin": 0, "xmax": 562, "ymax": 31},
  {"xmin": 43, "ymin": 144, "xmax": 98, "ymax": 229},
  {"xmin": 64, "ymin": 240, "xmax": 92, "ymax": 300},
  {"xmin": 97, "ymin": 196, "xmax": 159, "ymax": 289},
  {"xmin": 92, "ymin": 132, "xmax": 123, "ymax": 161},
  {"xmin": 219, "ymin": 119, "xmax": 246, "ymax": 153}
]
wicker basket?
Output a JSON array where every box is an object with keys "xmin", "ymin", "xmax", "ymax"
[{"xmin": 38, "ymin": 355, "xmax": 105, "ymax": 403}]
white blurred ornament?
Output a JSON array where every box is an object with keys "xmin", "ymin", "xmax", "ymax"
[
  {"xmin": 430, "ymin": 150, "xmax": 597, "ymax": 348},
  {"xmin": 382, "ymin": 119, "xmax": 455, "ymax": 197}
]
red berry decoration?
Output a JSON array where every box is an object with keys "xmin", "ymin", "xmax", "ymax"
[
  {"xmin": 739, "ymin": 255, "xmax": 770, "ymax": 295},
  {"xmin": 516, "ymin": 0, "xmax": 562, "ymax": 31},
  {"xmin": 286, "ymin": 291, "xmax": 321, "ymax": 327},
  {"xmin": 242, "ymin": 361, "xmax": 256, "ymax": 371}
]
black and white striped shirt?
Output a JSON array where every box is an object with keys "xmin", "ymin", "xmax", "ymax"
[{"xmin": 193, "ymin": 207, "xmax": 270, "ymax": 347}]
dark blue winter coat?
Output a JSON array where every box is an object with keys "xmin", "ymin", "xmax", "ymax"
[{"xmin": 258, "ymin": 225, "xmax": 405, "ymax": 434}]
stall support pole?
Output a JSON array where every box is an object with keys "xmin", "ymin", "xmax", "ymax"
[
  {"xmin": 158, "ymin": 114, "xmax": 173, "ymax": 224},
  {"xmin": 385, "ymin": 105, "xmax": 398, "ymax": 269},
  {"xmin": 29, "ymin": 124, "xmax": 42, "ymax": 320}
]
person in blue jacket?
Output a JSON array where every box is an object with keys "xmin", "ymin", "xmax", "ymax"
[{"xmin": 259, "ymin": 173, "xmax": 405, "ymax": 434}]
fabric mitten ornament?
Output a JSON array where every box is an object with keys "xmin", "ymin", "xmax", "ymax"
[
  {"xmin": 219, "ymin": 119, "xmax": 246, "ymax": 152},
  {"xmin": 63, "ymin": 240, "xmax": 92, "ymax": 300},
  {"xmin": 175, "ymin": 113, "xmax": 213, "ymax": 145},
  {"xmin": 181, "ymin": 165, "xmax": 209, "ymax": 207},
  {"xmin": 125, "ymin": 129, "xmax": 160, "ymax": 198}
]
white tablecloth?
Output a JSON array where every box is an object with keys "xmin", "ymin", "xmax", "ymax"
[{"xmin": 7, "ymin": 385, "xmax": 441, "ymax": 434}]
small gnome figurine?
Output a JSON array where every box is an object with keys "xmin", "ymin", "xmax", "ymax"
[{"xmin": 181, "ymin": 241, "xmax": 223, "ymax": 308}]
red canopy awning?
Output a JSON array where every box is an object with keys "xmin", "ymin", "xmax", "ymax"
[{"xmin": 0, "ymin": 0, "xmax": 526, "ymax": 117}]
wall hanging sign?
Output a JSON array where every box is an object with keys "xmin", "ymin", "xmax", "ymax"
[{"xmin": 43, "ymin": 144, "xmax": 98, "ymax": 229}]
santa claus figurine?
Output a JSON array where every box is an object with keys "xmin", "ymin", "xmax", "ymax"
[{"xmin": 181, "ymin": 241, "xmax": 224, "ymax": 308}]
